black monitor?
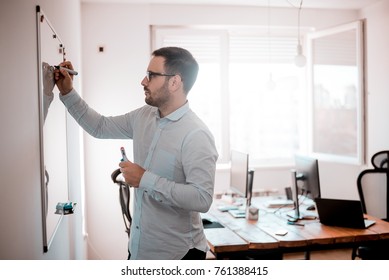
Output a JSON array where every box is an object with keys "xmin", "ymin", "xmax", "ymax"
[
  {"xmin": 230, "ymin": 150, "xmax": 249, "ymax": 198},
  {"xmin": 294, "ymin": 154, "xmax": 321, "ymax": 200},
  {"xmin": 288, "ymin": 155, "xmax": 321, "ymax": 222}
]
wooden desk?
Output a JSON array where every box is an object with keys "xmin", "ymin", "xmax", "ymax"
[{"xmin": 204, "ymin": 197, "xmax": 389, "ymax": 259}]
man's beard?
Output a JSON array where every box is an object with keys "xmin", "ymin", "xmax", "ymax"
[{"xmin": 144, "ymin": 82, "xmax": 170, "ymax": 107}]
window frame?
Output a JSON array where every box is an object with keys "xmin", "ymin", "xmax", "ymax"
[{"xmin": 307, "ymin": 20, "xmax": 365, "ymax": 165}]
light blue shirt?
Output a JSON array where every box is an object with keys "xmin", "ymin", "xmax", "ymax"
[{"xmin": 61, "ymin": 89, "xmax": 218, "ymax": 259}]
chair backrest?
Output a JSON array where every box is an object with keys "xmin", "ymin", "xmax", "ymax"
[
  {"xmin": 357, "ymin": 151, "xmax": 389, "ymax": 221},
  {"xmin": 111, "ymin": 168, "xmax": 132, "ymax": 237}
]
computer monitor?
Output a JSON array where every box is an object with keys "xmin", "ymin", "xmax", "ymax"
[
  {"xmin": 294, "ymin": 154, "xmax": 321, "ymax": 200},
  {"xmin": 288, "ymin": 155, "xmax": 321, "ymax": 222},
  {"xmin": 230, "ymin": 150, "xmax": 249, "ymax": 198},
  {"xmin": 228, "ymin": 150, "xmax": 254, "ymax": 218}
]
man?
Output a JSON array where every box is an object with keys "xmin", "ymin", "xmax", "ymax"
[{"xmin": 55, "ymin": 47, "xmax": 218, "ymax": 260}]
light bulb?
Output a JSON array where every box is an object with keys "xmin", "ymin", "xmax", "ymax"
[{"xmin": 294, "ymin": 44, "xmax": 306, "ymax": 67}]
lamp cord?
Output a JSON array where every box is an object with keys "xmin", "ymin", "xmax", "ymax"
[{"xmin": 297, "ymin": 0, "xmax": 303, "ymax": 45}]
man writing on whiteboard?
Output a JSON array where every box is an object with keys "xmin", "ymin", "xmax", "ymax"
[{"xmin": 54, "ymin": 47, "xmax": 218, "ymax": 260}]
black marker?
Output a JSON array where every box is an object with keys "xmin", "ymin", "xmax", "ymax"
[{"xmin": 55, "ymin": 65, "xmax": 78, "ymax": 76}]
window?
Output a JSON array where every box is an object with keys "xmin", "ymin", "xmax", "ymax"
[
  {"xmin": 153, "ymin": 26, "xmax": 306, "ymax": 165},
  {"xmin": 307, "ymin": 20, "xmax": 365, "ymax": 165}
]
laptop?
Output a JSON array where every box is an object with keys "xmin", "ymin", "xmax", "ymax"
[{"xmin": 315, "ymin": 198, "xmax": 376, "ymax": 229}]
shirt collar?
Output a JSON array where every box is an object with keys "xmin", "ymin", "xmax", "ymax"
[{"xmin": 155, "ymin": 101, "xmax": 190, "ymax": 122}]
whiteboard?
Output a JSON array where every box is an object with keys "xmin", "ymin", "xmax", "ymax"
[{"xmin": 36, "ymin": 5, "xmax": 69, "ymax": 253}]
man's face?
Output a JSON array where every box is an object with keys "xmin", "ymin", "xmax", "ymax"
[{"xmin": 141, "ymin": 56, "xmax": 172, "ymax": 108}]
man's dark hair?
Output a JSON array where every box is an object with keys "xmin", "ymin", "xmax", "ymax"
[{"xmin": 152, "ymin": 47, "xmax": 199, "ymax": 94}]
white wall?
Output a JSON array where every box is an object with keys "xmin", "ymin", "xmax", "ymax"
[
  {"xmin": 80, "ymin": 3, "xmax": 150, "ymax": 260},
  {"xmin": 358, "ymin": 0, "xmax": 389, "ymax": 217},
  {"xmin": 361, "ymin": 1, "xmax": 389, "ymax": 153},
  {"xmin": 0, "ymin": 0, "xmax": 85, "ymax": 259}
]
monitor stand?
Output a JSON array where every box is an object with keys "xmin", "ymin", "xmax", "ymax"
[
  {"xmin": 286, "ymin": 202, "xmax": 317, "ymax": 222},
  {"xmin": 287, "ymin": 210, "xmax": 303, "ymax": 222},
  {"xmin": 287, "ymin": 212, "xmax": 317, "ymax": 222},
  {"xmin": 287, "ymin": 169, "xmax": 317, "ymax": 223},
  {"xmin": 228, "ymin": 196, "xmax": 251, "ymax": 218}
]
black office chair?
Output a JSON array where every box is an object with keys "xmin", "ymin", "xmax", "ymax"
[
  {"xmin": 111, "ymin": 168, "xmax": 132, "ymax": 237},
  {"xmin": 352, "ymin": 150, "xmax": 389, "ymax": 260}
]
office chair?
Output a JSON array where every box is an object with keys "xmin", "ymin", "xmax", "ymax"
[
  {"xmin": 111, "ymin": 168, "xmax": 132, "ymax": 237},
  {"xmin": 352, "ymin": 150, "xmax": 389, "ymax": 260}
]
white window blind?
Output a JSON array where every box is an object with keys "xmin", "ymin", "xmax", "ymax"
[{"xmin": 229, "ymin": 36, "xmax": 297, "ymax": 63}]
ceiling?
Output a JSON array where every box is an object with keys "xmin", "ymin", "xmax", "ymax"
[{"xmin": 81, "ymin": 0, "xmax": 382, "ymax": 10}]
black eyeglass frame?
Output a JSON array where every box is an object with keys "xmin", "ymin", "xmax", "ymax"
[{"xmin": 146, "ymin": 71, "xmax": 176, "ymax": 81}]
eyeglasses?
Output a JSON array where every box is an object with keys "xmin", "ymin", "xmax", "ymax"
[{"xmin": 146, "ymin": 71, "xmax": 176, "ymax": 81}]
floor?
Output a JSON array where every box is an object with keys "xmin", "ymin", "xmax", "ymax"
[
  {"xmin": 207, "ymin": 248, "xmax": 356, "ymax": 260},
  {"xmin": 283, "ymin": 248, "xmax": 354, "ymax": 260}
]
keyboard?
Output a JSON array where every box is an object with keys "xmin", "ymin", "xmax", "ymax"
[
  {"xmin": 217, "ymin": 205, "xmax": 239, "ymax": 212},
  {"xmin": 264, "ymin": 199, "xmax": 294, "ymax": 208},
  {"xmin": 228, "ymin": 209, "xmax": 246, "ymax": 218}
]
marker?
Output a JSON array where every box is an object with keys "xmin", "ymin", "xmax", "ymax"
[
  {"xmin": 120, "ymin": 147, "xmax": 129, "ymax": 162},
  {"xmin": 55, "ymin": 65, "xmax": 78, "ymax": 76}
]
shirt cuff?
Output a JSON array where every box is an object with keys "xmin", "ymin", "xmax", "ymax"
[
  {"xmin": 139, "ymin": 170, "xmax": 158, "ymax": 191},
  {"xmin": 59, "ymin": 88, "xmax": 78, "ymax": 106}
]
